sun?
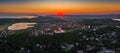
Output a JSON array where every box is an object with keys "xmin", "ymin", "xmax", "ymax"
[
  {"xmin": 57, "ymin": 12, "xmax": 63, "ymax": 17},
  {"xmin": 56, "ymin": 10, "xmax": 64, "ymax": 17}
]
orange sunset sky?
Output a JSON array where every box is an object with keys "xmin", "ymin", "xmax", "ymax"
[{"xmin": 0, "ymin": 1, "xmax": 120, "ymax": 14}]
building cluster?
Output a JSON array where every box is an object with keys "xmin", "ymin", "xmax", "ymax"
[
  {"xmin": 31, "ymin": 22, "xmax": 99, "ymax": 36},
  {"xmin": 76, "ymin": 31, "xmax": 118, "ymax": 53},
  {"xmin": 0, "ymin": 21, "xmax": 120, "ymax": 53},
  {"xmin": 15, "ymin": 29, "xmax": 119, "ymax": 53}
]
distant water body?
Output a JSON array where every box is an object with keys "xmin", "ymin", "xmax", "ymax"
[
  {"xmin": 0, "ymin": 15, "xmax": 38, "ymax": 19},
  {"xmin": 0, "ymin": 14, "xmax": 120, "ymax": 19},
  {"xmin": 113, "ymin": 19, "xmax": 120, "ymax": 21}
]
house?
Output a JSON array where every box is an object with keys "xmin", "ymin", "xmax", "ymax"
[{"xmin": 54, "ymin": 27, "xmax": 65, "ymax": 33}]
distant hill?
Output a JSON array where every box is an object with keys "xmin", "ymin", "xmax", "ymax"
[
  {"xmin": 0, "ymin": 16, "xmax": 58, "ymax": 25},
  {"xmin": 0, "ymin": 14, "xmax": 120, "ymax": 25},
  {"xmin": 62, "ymin": 14, "xmax": 120, "ymax": 21}
]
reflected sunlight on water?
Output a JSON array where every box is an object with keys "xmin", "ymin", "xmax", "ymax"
[
  {"xmin": 8, "ymin": 22, "xmax": 37, "ymax": 30},
  {"xmin": 113, "ymin": 19, "xmax": 120, "ymax": 21},
  {"xmin": 0, "ymin": 15, "xmax": 38, "ymax": 19}
]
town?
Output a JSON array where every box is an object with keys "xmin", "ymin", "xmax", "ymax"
[{"xmin": 0, "ymin": 19, "xmax": 120, "ymax": 53}]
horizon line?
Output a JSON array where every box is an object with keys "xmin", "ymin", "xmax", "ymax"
[{"xmin": 0, "ymin": 13, "xmax": 120, "ymax": 16}]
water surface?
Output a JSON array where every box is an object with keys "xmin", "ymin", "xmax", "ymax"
[
  {"xmin": 112, "ymin": 19, "xmax": 120, "ymax": 21},
  {"xmin": 8, "ymin": 22, "xmax": 37, "ymax": 30}
]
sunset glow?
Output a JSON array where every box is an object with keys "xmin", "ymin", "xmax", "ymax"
[{"xmin": 0, "ymin": 1, "xmax": 120, "ymax": 14}]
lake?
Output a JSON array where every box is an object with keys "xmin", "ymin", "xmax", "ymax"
[
  {"xmin": 8, "ymin": 22, "xmax": 37, "ymax": 30},
  {"xmin": 112, "ymin": 19, "xmax": 120, "ymax": 21}
]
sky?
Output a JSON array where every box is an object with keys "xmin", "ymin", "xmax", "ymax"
[{"xmin": 0, "ymin": 0, "xmax": 120, "ymax": 15}]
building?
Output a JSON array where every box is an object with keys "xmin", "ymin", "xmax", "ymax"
[{"xmin": 54, "ymin": 27, "xmax": 65, "ymax": 33}]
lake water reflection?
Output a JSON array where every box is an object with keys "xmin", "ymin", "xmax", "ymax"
[
  {"xmin": 8, "ymin": 22, "xmax": 37, "ymax": 30},
  {"xmin": 113, "ymin": 19, "xmax": 120, "ymax": 21}
]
